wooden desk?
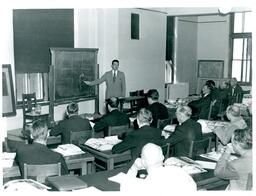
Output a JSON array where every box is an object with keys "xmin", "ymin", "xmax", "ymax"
[
  {"xmin": 119, "ymin": 96, "xmax": 145, "ymax": 112},
  {"xmin": 25, "ymin": 112, "xmax": 49, "ymax": 120},
  {"xmin": 79, "ymin": 144, "xmax": 132, "ymax": 170},
  {"xmin": 78, "ymin": 165, "xmax": 228, "ymax": 191},
  {"xmin": 3, "ymin": 152, "xmax": 95, "ymax": 179}
]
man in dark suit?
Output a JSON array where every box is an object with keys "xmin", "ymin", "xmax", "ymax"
[
  {"xmin": 112, "ymin": 108, "xmax": 163, "ymax": 163},
  {"xmin": 166, "ymin": 106, "xmax": 202, "ymax": 157},
  {"xmin": 16, "ymin": 119, "xmax": 69, "ymax": 176},
  {"xmin": 50, "ymin": 102, "xmax": 92, "ymax": 144},
  {"xmin": 133, "ymin": 89, "xmax": 169, "ymax": 129},
  {"xmin": 94, "ymin": 97, "xmax": 130, "ymax": 137},
  {"xmin": 228, "ymin": 77, "xmax": 243, "ymax": 104},
  {"xmin": 84, "ymin": 59, "xmax": 126, "ymax": 99},
  {"xmin": 188, "ymin": 83, "xmax": 212, "ymax": 119},
  {"xmin": 146, "ymin": 89, "xmax": 169, "ymax": 127}
]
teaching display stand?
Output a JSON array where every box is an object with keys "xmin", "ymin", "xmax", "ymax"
[{"xmin": 49, "ymin": 48, "xmax": 99, "ymax": 123}]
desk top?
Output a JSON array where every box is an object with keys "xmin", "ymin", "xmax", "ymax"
[
  {"xmin": 79, "ymin": 164, "xmax": 228, "ymax": 191},
  {"xmin": 25, "ymin": 112, "xmax": 49, "ymax": 117}
]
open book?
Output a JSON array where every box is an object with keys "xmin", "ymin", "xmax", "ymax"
[
  {"xmin": 85, "ymin": 135, "xmax": 122, "ymax": 151},
  {"xmin": 52, "ymin": 144, "xmax": 85, "ymax": 156}
]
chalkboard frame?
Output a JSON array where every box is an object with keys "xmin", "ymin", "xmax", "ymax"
[
  {"xmin": 197, "ymin": 60, "xmax": 224, "ymax": 78},
  {"xmin": 49, "ymin": 48, "xmax": 99, "ymax": 122}
]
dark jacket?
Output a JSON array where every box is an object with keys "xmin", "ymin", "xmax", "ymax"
[
  {"xmin": 188, "ymin": 94, "xmax": 211, "ymax": 119},
  {"xmin": 15, "ymin": 142, "xmax": 69, "ymax": 176},
  {"xmin": 227, "ymin": 84, "xmax": 243, "ymax": 104},
  {"xmin": 50, "ymin": 115, "xmax": 92, "ymax": 144},
  {"xmin": 94, "ymin": 109, "xmax": 130, "ymax": 136},
  {"xmin": 112, "ymin": 125, "xmax": 163, "ymax": 162},
  {"xmin": 166, "ymin": 118, "xmax": 202, "ymax": 157},
  {"xmin": 147, "ymin": 102, "xmax": 169, "ymax": 128}
]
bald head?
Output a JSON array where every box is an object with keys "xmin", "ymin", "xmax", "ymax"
[
  {"xmin": 226, "ymin": 105, "xmax": 241, "ymax": 117},
  {"xmin": 141, "ymin": 143, "xmax": 164, "ymax": 169}
]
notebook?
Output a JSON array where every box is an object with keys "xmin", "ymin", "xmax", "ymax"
[{"xmin": 47, "ymin": 175, "xmax": 88, "ymax": 191}]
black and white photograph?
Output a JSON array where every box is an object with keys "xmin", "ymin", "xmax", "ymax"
[{"xmin": 1, "ymin": 0, "xmax": 254, "ymax": 193}]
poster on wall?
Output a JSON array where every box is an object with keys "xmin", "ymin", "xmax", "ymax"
[{"xmin": 2, "ymin": 64, "xmax": 16, "ymax": 117}]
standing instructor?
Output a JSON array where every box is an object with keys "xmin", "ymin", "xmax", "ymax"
[{"xmin": 84, "ymin": 59, "xmax": 126, "ymax": 99}]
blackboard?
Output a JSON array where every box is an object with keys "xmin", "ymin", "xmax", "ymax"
[
  {"xmin": 50, "ymin": 48, "xmax": 99, "ymax": 102},
  {"xmin": 198, "ymin": 60, "xmax": 224, "ymax": 78},
  {"xmin": 13, "ymin": 9, "xmax": 74, "ymax": 73}
]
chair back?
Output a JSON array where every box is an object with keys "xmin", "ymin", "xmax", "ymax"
[
  {"xmin": 157, "ymin": 117, "xmax": 172, "ymax": 129},
  {"xmin": 22, "ymin": 93, "xmax": 37, "ymax": 113},
  {"xmin": 161, "ymin": 143, "xmax": 170, "ymax": 159},
  {"xmin": 107, "ymin": 124, "xmax": 129, "ymax": 138},
  {"xmin": 188, "ymin": 137, "xmax": 211, "ymax": 159},
  {"xmin": 24, "ymin": 162, "xmax": 61, "ymax": 183},
  {"xmin": 70, "ymin": 130, "xmax": 92, "ymax": 145},
  {"xmin": 246, "ymin": 173, "xmax": 252, "ymax": 190},
  {"xmin": 208, "ymin": 99, "xmax": 217, "ymax": 120}
]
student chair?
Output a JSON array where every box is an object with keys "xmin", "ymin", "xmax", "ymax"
[
  {"xmin": 157, "ymin": 117, "xmax": 172, "ymax": 130},
  {"xmin": 23, "ymin": 162, "xmax": 61, "ymax": 183},
  {"xmin": 22, "ymin": 92, "xmax": 37, "ymax": 130},
  {"xmin": 161, "ymin": 143, "xmax": 170, "ymax": 159},
  {"xmin": 188, "ymin": 137, "xmax": 211, "ymax": 159},
  {"xmin": 69, "ymin": 130, "xmax": 92, "ymax": 145},
  {"xmin": 107, "ymin": 124, "xmax": 129, "ymax": 139}
]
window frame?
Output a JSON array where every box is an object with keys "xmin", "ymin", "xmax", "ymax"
[{"xmin": 229, "ymin": 13, "xmax": 252, "ymax": 86}]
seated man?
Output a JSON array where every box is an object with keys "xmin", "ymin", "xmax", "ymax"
[
  {"xmin": 94, "ymin": 97, "xmax": 130, "ymax": 137},
  {"xmin": 227, "ymin": 77, "xmax": 243, "ymax": 105},
  {"xmin": 112, "ymin": 108, "xmax": 163, "ymax": 163},
  {"xmin": 165, "ymin": 106, "xmax": 202, "ymax": 157},
  {"xmin": 188, "ymin": 83, "xmax": 212, "ymax": 119},
  {"xmin": 16, "ymin": 119, "xmax": 69, "ymax": 176},
  {"xmin": 133, "ymin": 89, "xmax": 169, "ymax": 129},
  {"xmin": 121, "ymin": 143, "xmax": 196, "ymax": 192},
  {"xmin": 214, "ymin": 128, "xmax": 252, "ymax": 190},
  {"xmin": 50, "ymin": 102, "xmax": 92, "ymax": 144},
  {"xmin": 212, "ymin": 104, "xmax": 247, "ymax": 145}
]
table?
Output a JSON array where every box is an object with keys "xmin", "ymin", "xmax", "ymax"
[
  {"xmin": 79, "ymin": 144, "xmax": 132, "ymax": 170},
  {"xmin": 77, "ymin": 162, "xmax": 228, "ymax": 191},
  {"xmin": 119, "ymin": 96, "xmax": 145, "ymax": 112},
  {"xmin": 3, "ymin": 152, "xmax": 95, "ymax": 179}
]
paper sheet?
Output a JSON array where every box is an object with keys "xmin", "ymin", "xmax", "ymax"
[{"xmin": 195, "ymin": 160, "xmax": 216, "ymax": 169}]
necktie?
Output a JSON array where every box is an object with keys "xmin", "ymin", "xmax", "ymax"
[{"xmin": 113, "ymin": 71, "xmax": 116, "ymax": 82}]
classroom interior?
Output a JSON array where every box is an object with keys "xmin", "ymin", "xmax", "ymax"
[{"xmin": 1, "ymin": 6, "xmax": 253, "ymax": 191}]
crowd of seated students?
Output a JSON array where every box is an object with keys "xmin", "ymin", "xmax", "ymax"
[{"xmin": 6, "ymin": 79, "xmax": 251, "ymax": 191}]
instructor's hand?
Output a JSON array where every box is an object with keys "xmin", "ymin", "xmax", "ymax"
[{"xmin": 84, "ymin": 81, "xmax": 92, "ymax": 86}]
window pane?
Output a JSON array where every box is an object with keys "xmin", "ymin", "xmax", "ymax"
[
  {"xmin": 232, "ymin": 60, "xmax": 242, "ymax": 81},
  {"xmin": 29, "ymin": 73, "xmax": 43, "ymax": 99},
  {"xmin": 234, "ymin": 13, "xmax": 243, "ymax": 33},
  {"xmin": 243, "ymin": 38, "xmax": 248, "ymax": 60},
  {"xmin": 233, "ymin": 38, "xmax": 243, "ymax": 60},
  {"xmin": 245, "ymin": 60, "xmax": 251, "ymax": 82},
  {"xmin": 244, "ymin": 12, "xmax": 253, "ymax": 33},
  {"xmin": 16, "ymin": 74, "xmax": 27, "ymax": 101}
]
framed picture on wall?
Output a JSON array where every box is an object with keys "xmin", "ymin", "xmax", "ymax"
[
  {"xmin": 198, "ymin": 60, "xmax": 224, "ymax": 78},
  {"xmin": 2, "ymin": 64, "xmax": 16, "ymax": 117}
]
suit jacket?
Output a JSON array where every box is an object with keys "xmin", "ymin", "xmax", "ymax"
[
  {"xmin": 50, "ymin": 115, "xmax": 92, "ymax": 144},
  {"xmin": 94, "ymin": 109, "xmax": 130, "ymax": 136},
  {"xmin": 166, "ymin": 119, "xmax": 202, "ymax": 157},
  {"xmin": 147, "ymin": 102, "xmax": 169, "ymax": 128},
  {"xmin": 112, "ymin": 125, "xmax": 163, "ymax": 162},
  {"xmin": 15, "ymin": 142, "xmax": 69, "ymax": 176},
  {"xmin": 188, "ymin": 94, "xmax": 211, "ymax": 119},
  {"xmin": 228, "ymin": 84, "xmax": 243, "ymax": 104},
  {"xmin": 90, "ymin": 70, "xmax": 126, "ymax": 99},
  {"xmin": 214, "ymin": 150, "xmax": 252, "ymax": 190}
]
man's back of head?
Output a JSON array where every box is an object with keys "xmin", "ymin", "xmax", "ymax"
[
  {"xmin": 146, "ymin": 89, "xmax": 159, "ymax": 104},
  {"xmin": 141, "ymin": 143, "xmax": 164, "ymax": 169},
  {"xmin": 31, "ymin": 119, "xmax": 48, "ymax": 142},
  {"xmin": 137, "ymin": 108, "xmax": 153, "ymax": 127},
  {"xmin": 67, "ymin": 102, "xmax": 79, "ymax": 116},
  {"xmin": 106, "ymin": 97, "xmax": 119, "ymax": 109},
  {"xmin": 226, "ymin": 104, "xmax": 241, "ymax": 118}
]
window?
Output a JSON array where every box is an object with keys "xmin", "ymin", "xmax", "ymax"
[
  {"xmin": 230, "ymin": 12, "xmax": 252, "ymax": 84},
  {"xmin": 16, "ymin": 73, "xmax": 47, "ymax": 102}
]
